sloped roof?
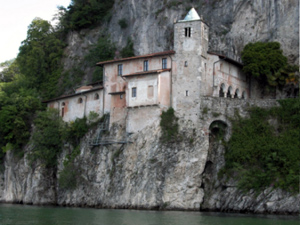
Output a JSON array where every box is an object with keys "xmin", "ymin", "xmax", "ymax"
[
  {"xmin": 42, "ymin": 87, "xmax": 103, "ymax": 103},
  {"xmin": 122, "ymin": 69, "xmax": 171, "ymax": 78},
  {"xmin": 97, "ymin": 50, "xmax": 175, "ymax": 65},
  {"xmin": 180, "ymin": 8, "xmax": 201, "ymax": 22}
]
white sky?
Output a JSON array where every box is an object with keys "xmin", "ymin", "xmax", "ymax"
[{"xmin": 0, "ymin": 0, "xmax": 71, "ymax": 63}]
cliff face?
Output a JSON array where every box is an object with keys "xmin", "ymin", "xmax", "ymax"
[
  {"xmin": 1, "ymin": 98, "xmax": 299, "ymax": 214},
  {"xmin": 106, "ymin": 0, "xmax": 298, "ymax": 64},
  {"xmin": 0, "ymin": 0, "xmax": 299, "ymax": 214},
  {"xmin": 63, "ymin": 0, "xmax": 299, "ymax": 82}
]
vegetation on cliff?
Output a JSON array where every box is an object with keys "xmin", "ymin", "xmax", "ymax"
[
  {"xmin": 242, "ymin": 42, "xmax": 298, "ymax": 88},
  {"xmin": 223, "ymin": 98, "xmax": 300, "ymax": 193},
  {"xmin": 0, "ymin": 2, "xmax": 117, "ymax": 162},
  {"xmin": 160, "ymin": 107, "xmax": 179, "ymax": 142},
  {"xmin": 57, "ymin": 0, "xmax": 114, "ymax": 32}
]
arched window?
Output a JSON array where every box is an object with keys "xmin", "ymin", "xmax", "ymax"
[
  {"xmin": 234, "ymin": 89, "xmax": 239, "ymax": 99},
  {"xmin": 61, "ymin": 102, "xmax": 65, "ymax": 117},
  {"xmin": 242, "ymin": 91, "xmax": 247, "ymax": 99},
  {"xmin": 94, "ymin": 93, "xmax": 99, "ymax": 100},
  {"xmin": 78, "ymin": 98, "xmax": 83, "ymax": 104},
  {"xmin": 227, "ymin": 86, "xmax": 232, "ymax": 98},
  {"xmin": 219, "ymin": 83, "xmax": 225, "ymax": 97}
]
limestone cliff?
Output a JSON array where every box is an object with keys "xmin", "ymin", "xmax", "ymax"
[
  {"xmin": 63, "ymin": 0, "xmax": 299, "ymax": 82},
  {"xmin": 1, "ymin": 98, "xmax": 299, "ymax": 214},
  {"xmin": 0, "ymin": 0, "xmax": 299, "ymax": 215}
]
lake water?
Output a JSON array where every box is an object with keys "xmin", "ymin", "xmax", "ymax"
[{"xmin": 0, "ymin": 204, "xmax": 299, "ymax": 225}]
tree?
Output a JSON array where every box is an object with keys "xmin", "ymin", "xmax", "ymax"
[
  {"xmin": 29, "ymin": 109, "xmax": 64, "ymax": 168},
  {"xmin": 0, "ymin": 87, "xmax": 42, "ymax": 153},
  {"xmin": 57, "ymin": 0, "xmax": 114, "ymax": 32},
  {"xmin": 17, "ymin": 18, "xmax": 65, "ymax": 99},
  {"xmin": 120, "ymin": 38, "xmax": 135, "ymax": 58},
  {"xmin": 241, "ymin": 42, "xmax": 298, "ymax": 88},
  {"xmin": 85, "ymin": 36, "xmax": 116, "ymax": 81},
  {"xmin": 0, "ymin": 59, "xmax": 20, "ymax": 82}
]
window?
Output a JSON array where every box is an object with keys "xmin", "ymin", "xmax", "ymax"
[
  {"xmin": 185, "ymin": 27, "xmax": 191, "ymax": 37},
  {"xmin": 186, "ymin": 90, "xmax": 189, "ymax": 96},
  {"xmin": 94, "ymin": 93, "xmax": 99, "ymax": 100},
  {"xmin": 61, "ymin": 102, "xmax": 65, "ymax": 117},
  {"xmin": 148, "ymin": 85, "xmax": 154, "ymax": 98},
  {"xmin": 120, "ymin": 94, "xmax": 123, "ymax": 99},
  {"xmin": 144, "ymin": 60, "xmax": 148, "ymax": 72},
  {"xmin": 118, "ymin": 64, "xmax": 123, "ymax": 76},
  {"xmin": 132, "ymin": 87, "xmax": 137, "ymax": 98},
  {"xmin": 162, "ymin": 58, "xmax": 167, "ymax": 69},
  {"xmin": 78, "ymin": 98, "xmax": 83, "ymax": 103}
]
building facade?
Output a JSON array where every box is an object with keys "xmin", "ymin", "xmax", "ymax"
[{"xmin": 45, "ymin": 8, "xmax": 250, "ymax": 132}]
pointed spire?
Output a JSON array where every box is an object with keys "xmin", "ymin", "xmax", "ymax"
[{"xmin": 181, "ymin": 8, "xmax": 201, "ymax": 22}]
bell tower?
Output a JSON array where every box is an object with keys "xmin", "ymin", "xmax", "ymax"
[{"xmin": 172, "ymin": 8, "xmax": 209, "ymax": 124}]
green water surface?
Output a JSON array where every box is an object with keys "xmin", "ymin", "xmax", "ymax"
[{"xmin": 0, "ymin": 204, "xmax": 299, "ymax": 225}]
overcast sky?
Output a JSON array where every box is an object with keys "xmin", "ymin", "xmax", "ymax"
[{"xmin": 0, "ymin": 0, "xmax": 71, "ymax": 63}]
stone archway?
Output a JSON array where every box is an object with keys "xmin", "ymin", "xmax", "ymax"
[
  {"xmin": 219, "ymin": 83, "xmax": 225, "ymax": 97},
  {"xmin": 234, "ymin": 89, "xmax": 239, "ymax": 99},
  {"xmin": 201, "ymin": 120, "xmax": 228, "ymax": 209},
  {"xmin": 209, "ymin": 120, "xmax": 228, "ymax": 142},
  {"xmin": 226, "ymin": 86, "xmax": 233, "ymax": 98}
]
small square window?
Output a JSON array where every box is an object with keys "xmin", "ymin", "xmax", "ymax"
[
  {"xmin": 144, "ymin": 60, "xmax": 148, "ymax": 72},
  {"xmin": 162, "ymin": 58, "xmax": 167, "ymax": 69},
  {"xmin": 132, "ymin": 87, "xmax": 137, "ymax": 98},
  {"xmin": 118, "ymin": 64, "xmax": 123, "ymax": 76},
  {"xmin": 120, "ymin": 94, "xmax": 123, "ymax": 99}
]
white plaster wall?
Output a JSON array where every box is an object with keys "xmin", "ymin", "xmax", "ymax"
[
  {"xmin": 126, "ymin": 106, "xmax": 161, "ymax": 133},
  {"xmin": 48, "ymin": 90, "xmax": 104, "ymax": 122},
  {"xmin": 127, "ymin": 75, "xmax": 158, "ymax": 107}
]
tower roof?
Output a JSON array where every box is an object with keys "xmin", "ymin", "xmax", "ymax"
[{"xmin": 181, "ymin": 8, "xmax": 201, "ymax": 22}]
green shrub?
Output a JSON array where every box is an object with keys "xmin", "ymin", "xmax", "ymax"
[
  {"xmin": 85, "ymin": 36, "xmax": 116, "ymax": 82},
  {"xmin": 241, "ymin": 42, "xmax": 298, "ymax": 88},
  {"xmin": 223, "ymin": 99, "xmax": 300, "ymax": 193},
  {"xmin": 118, "ymin": 18, "xmax": 128, "ymax": 29},
  {"xmin": 63, "ymin": 117, "xmax": 89, "ymax": 147},
  {"xmin": 120, "ymin": 38, "xmax": 135, "ymax": 58},
  {"xmin": 160, "ymin": 107, "xmax": 179, "ymax": 142},
  {"xmin": 29, "ymin": 109, "xmax": 64, "ymax": 168},
  {"xmin": 58, "ymin": 162, "xmax": 81, "ymax": 190}
]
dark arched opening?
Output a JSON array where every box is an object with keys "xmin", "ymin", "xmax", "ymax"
[{"xmin": 209, "ymin": 120, "xmax": 228, "ymax": 142}]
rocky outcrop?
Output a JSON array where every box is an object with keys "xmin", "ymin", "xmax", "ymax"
[
  {"xmin": 201, "ymin": 140, "xmax": 300, "ymax": 214},
  {"xmin": 56, "ymin": 120, "xmax": 208, "ymax": 210},
  {"xmin": 0, "ymin": 98, "xmax": 299, "ymax": 214},
  {"xmin": 1, "ymin": 150, "xmax": 56, "ymax": 205}
]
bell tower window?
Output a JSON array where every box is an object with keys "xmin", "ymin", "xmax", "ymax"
[{"xmin": 185, "ymin": 27, "xmax": 191, "ymax": 37}]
